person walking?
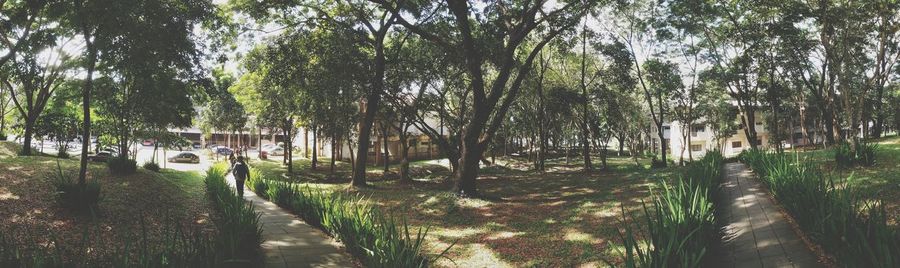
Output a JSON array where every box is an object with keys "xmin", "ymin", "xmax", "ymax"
[{"xmin": 231, "ymin": 156, "xmax": 250, "ymax": 197}]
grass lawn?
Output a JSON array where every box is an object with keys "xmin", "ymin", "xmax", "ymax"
[
  {"xmin": 787, "ymin": 135, "xmax": 900, "ymax": 226},
  {"xmin": 250, "ymin": 153, "xmax": 678, "ymax": 267},
  {"xmin": 0, "ymin": 141, "xmax": 213, "ymax": 265}
]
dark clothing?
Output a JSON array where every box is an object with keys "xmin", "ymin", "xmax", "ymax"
[
  {"xmin": 236, "ymin": 178, "xmax": 245, "ymax": 197},
  {"xmin": 232, "ymin": 162, "xmax": 250, "ymax": 179},
  {"xmin": 232, "ymin": 162, "xmax": 250, "ymax": 196}
]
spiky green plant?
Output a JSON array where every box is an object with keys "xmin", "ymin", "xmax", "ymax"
[
  {"xmin": 612, "ymin": 150, "xmax": 724, "ymax": 267},
  {"xmin": 739, "ymin": 149, "xmax": 899, "ymax": 267},
  {"xmin": 247, "ymin": 167, "xmax": 453, "ymax": 267}
]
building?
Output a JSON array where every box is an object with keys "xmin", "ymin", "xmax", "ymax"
[{"xmin": 656, "ymin": 111, "xmax": 825, "ymax": 159}]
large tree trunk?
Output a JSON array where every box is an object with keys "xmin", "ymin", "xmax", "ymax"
[
  {"xmin": 21, "ymin": 117, "xmax": 34, "ymax": 155},
  {"xmin": 351, "ymin": 40, "xmax": 388, "ymax": 188},
  {"xmin": 454, "ymin": 133, "xmax": 482, "ymax": 196}
]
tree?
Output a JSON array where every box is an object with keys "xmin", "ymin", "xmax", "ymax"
[
  {"xmin": 375, "ymin": 0, "xmax": 597, "ymax": 196},
  {"xmin": 231, "ymin": 0, "xmax": 399, "ymax": 188},
  {"xmin": 640, "ymin": 59, "xmax": 681, "ymax": 165},
  {"xmin": 68, "ymin": 0, "xmax": 213, "ymax": 185},
  {"xmin": 5, "ymin": 37, "xmax": 71, "ymax": 155}
]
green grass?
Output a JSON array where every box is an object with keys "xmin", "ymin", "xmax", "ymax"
[
  {"xmin": 250, "ymin": 154, "xmax": 681, "ymax": 267},
  {"xmin": 0, "ymin": 141, "xmax": 218, "ymax": 266},
  {"xmin": 787, "ymin": 135, "xmax": 900, "ymax": 225}
]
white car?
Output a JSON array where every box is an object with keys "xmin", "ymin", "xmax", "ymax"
[
  {"xmin": 265, "ymin": 147, "xmax": 285, "ymax": 156},
  {"xmin": 260, "ymin": 143, "xmax": 278, "ymax": 151}
]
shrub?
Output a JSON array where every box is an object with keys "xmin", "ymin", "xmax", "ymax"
[
  {"xmin": 613, "ymin": 150, "xmax": 724, "ymax": 267},
  {"xmin": 248, "ymin": 169, "xmax": 452, "ymax": 267},
  {"xmin": 834, "ymin": 141, "xmax": 878, "ymax": 168},
  {"xmin": 57, "ymin": 150, "xmax": 69, "ymax": 159},
  {"xmin": 108, "ymin": 157, "xmax": 137, "ymax": 175},
  {"xmin": 739, "ymin": 149, "xmax": 899, "ymax": 267},
  {"xmin": 204, "ymin": 164, "xmax": 263, "ymax": 265},
  {"xmin": 49, "ymin": 161, "xmax": 101, "ymax": 213},
  {"xmin": 143, "ymin": 162, "xmax": 160, "ymax": 172}
]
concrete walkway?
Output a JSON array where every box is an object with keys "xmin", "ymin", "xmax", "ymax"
[
  {"xmin": 719, "ymin": 163, "xmax": 821, "ymax": 268},
  {"xmin": 226, "ymin": 174, "xmax": 355, "ymax": 268}
]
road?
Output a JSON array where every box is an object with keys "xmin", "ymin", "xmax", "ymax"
[{"xmin": 7, "ymin": 135, "xmax": 238, "ymax": 173}]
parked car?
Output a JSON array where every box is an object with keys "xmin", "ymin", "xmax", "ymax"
[
  {"xmin": 260, "ymin": 143, "xmax": 277, "ymax": 151},
  {"xmin": 87, "ymin": 151, "xmax": 116, "ymax": 162},
  {"xmin": 168, "ymin": 152, "xmax": 200, "ymax": 163},
  {"xmin": 141, "ymin": 139, "xmax": 155, "ymax": 146},
  {"xmin": 265, "ymin": 147, "xmax": 285, "ymax": 156},
  {"xmin": 215, "ymin": 147, "xmax": 233, "ymax": 156},
  {"xmin": 192, "ymin": 142, "xmax": 201, "ymax": 149}
]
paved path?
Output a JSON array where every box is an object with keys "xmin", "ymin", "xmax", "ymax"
[
  {"xmin": 226, "ymin": 174, "xmax": 355, "ymax": 268},
  {"xmin": 718, "ymin": 163, "xmax": 821, "ymax": 268}
]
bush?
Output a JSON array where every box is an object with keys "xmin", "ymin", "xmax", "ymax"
[
  {"xmin": 108, "ymin": 157, "xmax": 137, "ymax": 175},
  {"xmin": 248, "ymin": 168, "xmax": 452, "ymax": 267},
  {"xmin": 143, "ymin": 162, "xmax": 160, "ymax": 172},
  {"xmin": 204, "ymin": 164, "xmax": 262, "ymax": 265},
  {"xmin": 834, "ymin": 141, "xmax": 878, "ymax": 168},
  {"xmin": 57, "ymin": 150, "xmax": 69, "ymax": 158},
  {"xmin": 49, "ymin": 162, "xmax": 101, "ymax": 213},
  {"xmin": 739, "ymin": 149, "xmax": 899, "ymax": 267},
  {"xmin": 614, "ymin": 150, "xmax": 724, "ymax": 267}
]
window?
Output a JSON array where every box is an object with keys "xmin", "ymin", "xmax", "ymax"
[
  {"xmin": 690, "ymin": 144, "xmax": 703, "ymax": 152},
  {"xmin": 731, "ymin": 141, "xmax": 742, "ymax": 148},
  {"xmin": 756, "ymin": 139, "xmax": 763, "ymax": 146},
  {"xmin": 691, "ymin": 125, "xmax": 706, "ymax": 133}
]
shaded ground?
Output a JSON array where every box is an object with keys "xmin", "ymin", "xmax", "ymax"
[
  {"xmin": 251, "ymin": 154, "xmax": 679, "ymax": 267},
  {"xmin": 787, "ymin": 135, "xmax": 900, "ymax": 226},
  {"xmin": 0, "ymin": 141, "xmax": 213, "ymax": 265}
]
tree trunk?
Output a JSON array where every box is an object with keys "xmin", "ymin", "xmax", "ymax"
[
  {"xmin": 382, "ymin": 122, "xmax": 390, "ymax": 173},
  {"xmin": 399, "ymin": 133, "xmax": 411, "ymax": 184},
  {"xmin": 330, "ymin": 132, "xmax": 336, "ymax": 174},
  {"xmin": 351, "ymin": 39, "xmax": 388, "ymax": 188},
  {"xmin": 21, "ymin": 117, "xmax": 34, "ymax": 155},
  {"xmin": 454, "ymin": 133, "xmax": 481, "ymax": 196},
  {"xmin": 78, "ymin": 44, "xmax": 97, "ymax": 186},
  {"xmin": 312, "ymin": 126, "xmax": 318, "ymax": 171},
  {"xmin": 579, "ymin": 24, "xmax": 592, "ymax": 172}
]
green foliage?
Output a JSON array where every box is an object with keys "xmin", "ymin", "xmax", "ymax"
[
  {"xmin": 247, "ymin": 170, "xmax": 453, "ymax": 267},
  {"xmin": 49, "ymin": 162, "xmax": 101, "ymax": 213},
  {"xmin": 613, "ymin": 151, "xmax": 724, "ymax": 267},
  {"xmin": 834, "ymin": 142, "xmax": 878, "ymax": 168},
  {"xmin": 143, "ymin": 162, "xmax": 161, "ymax": 172},
  {"xmin": 107, "ymin": 157, "xmax": 137, "ymax": 175},
  {"xmin": 739, "ymin": 149, "xmax": 899, "ymax": 267},
  {"xmin": 203, "ymin": 165, "xmax": 262, "ymax": 265}
]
